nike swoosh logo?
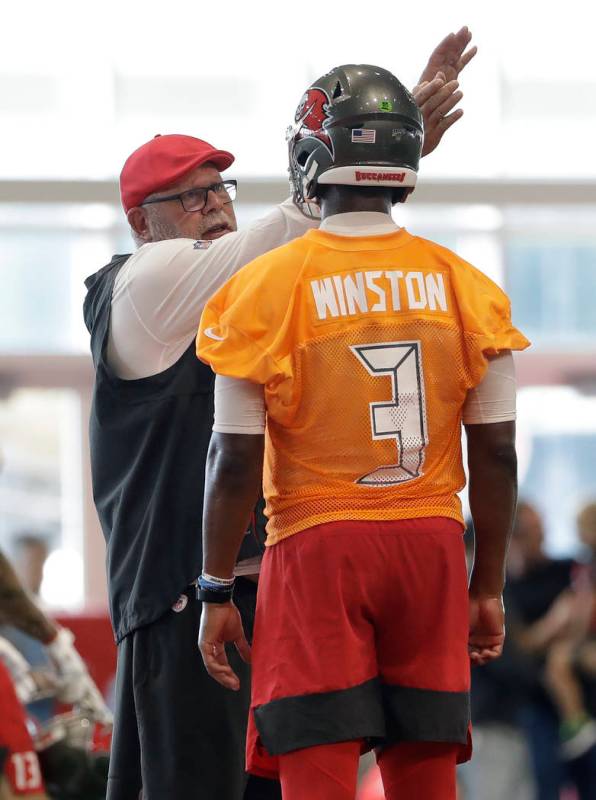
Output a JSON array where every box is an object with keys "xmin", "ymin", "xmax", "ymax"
[{"xmin": 204, "ymin": 327, "xmax": 225, "ymax": 341}]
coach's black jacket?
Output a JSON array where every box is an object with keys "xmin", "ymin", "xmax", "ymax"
[{"xmin": 84, "ymin": 255, "xmax": 263, "ymax": 642}]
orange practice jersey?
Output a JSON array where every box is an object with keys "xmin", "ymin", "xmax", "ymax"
[{"xmin": 197, "ymin": 228, "xmax": 530, "ymax": 545}]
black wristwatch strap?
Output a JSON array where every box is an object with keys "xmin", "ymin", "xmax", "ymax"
[{"xmin": 197, "ymin": 587, "xmax": 233, "ymax": 604}]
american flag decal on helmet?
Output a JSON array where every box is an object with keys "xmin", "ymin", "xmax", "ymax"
[{"xmin": 351, "ymin": 129, "xmax": 376, "ymax": 144}]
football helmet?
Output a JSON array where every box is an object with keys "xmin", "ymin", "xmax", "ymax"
[{"xmin": 287, "ymin": 64, "xmax": 423, "ymax": 210}]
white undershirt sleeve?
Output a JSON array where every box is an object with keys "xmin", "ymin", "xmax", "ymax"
[
  {"xmin": 462, "ymin": 351, "xmax": 517, "ymax": 424},
  {"xmin": 213, "ymin": 375, "xmax": 266, "ymax": 434},
  {"xmin": 108, "ymin": 198, "xmax": 317, "ymax": 379}
]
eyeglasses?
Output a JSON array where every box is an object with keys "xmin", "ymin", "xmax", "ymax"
[{"xmin": 141, "ymin": 180, "xmax": 237, "ymax": 213}]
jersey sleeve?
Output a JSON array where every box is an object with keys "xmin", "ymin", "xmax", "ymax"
[
  {"xmin": 196, "ymin": 247, "xmax": 297, "ymax": 385},
  {"xmin": 450, "ymin": 259, "xmax": 530, "ymax": 384}
]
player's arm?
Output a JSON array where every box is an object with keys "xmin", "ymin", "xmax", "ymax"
[
  {"xmin": 198, "ymin": 430, "xmax": 264, "ymax": 690},
  {"xmin": 465, "ymin": 421, "xmax": 517, "ymax": 666},
  {"xmin": 203, "ymin": 432, "xmax": 265, "ymax": 581},
  {"xmin": 197, "ymin": 375, "xmax": 267, "ymax": 689},
  {"xmin": 415, "ymin": 26, "xmax": 477, "ymax": 157},
  {"xmin": 463, "ymin": 351, "xmax": 518, "ymax": 666},
  {"xmin": 0, "ymin": 550, "xmax": 56, "ymax": 642},
  {"xmin": 466, "ymin": 420, "xmax": 517, "ymax": 597}
]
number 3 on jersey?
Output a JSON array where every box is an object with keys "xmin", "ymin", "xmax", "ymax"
[{"xmin": 351, "ymin": 341, "xmax": 428, "ymax": 486}]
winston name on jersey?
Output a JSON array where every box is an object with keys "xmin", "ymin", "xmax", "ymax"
[{"xmin": 310, "ymin": 268, "xmax": 447, "ymax": 320}]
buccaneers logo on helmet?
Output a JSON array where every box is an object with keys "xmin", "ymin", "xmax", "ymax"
[{"xmin": 294, "ymin": 88, "xmax": 333, "ymax": 156}]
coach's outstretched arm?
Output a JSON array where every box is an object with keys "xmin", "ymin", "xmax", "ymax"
[{"xmin": 465, "ymin": 420, "xmax": 518, "ymax": 667}]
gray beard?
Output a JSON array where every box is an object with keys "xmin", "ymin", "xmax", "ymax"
[
  {"xmin": 148, "ymin": 216, "xmax": 188, "ymax": 242},
  {"xmin": 147, "ymin": 212, "xmax": 232, "ymax": 243}
]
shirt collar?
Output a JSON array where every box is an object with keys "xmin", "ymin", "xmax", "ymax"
[{"xmin": 319, "ymin": 211, "xmax": 400, "ymax": 237}]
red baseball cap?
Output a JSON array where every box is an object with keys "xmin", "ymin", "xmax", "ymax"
[{"xmin": 119, "ymin": 134, "xmax": 235, "ymax": 212}]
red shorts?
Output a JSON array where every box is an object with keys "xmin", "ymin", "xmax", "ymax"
[
  {"xmin": 247, "ymin": 517, "xmax": 471, "ymax": 778},
  {"xmin": 0, "ymin": 661, "xmax": 46, "ymax": 797}
]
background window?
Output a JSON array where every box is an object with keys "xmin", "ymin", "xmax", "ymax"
[{"xmin": 0, "ymin": 387, "xmax": 84, "ymax": 608}]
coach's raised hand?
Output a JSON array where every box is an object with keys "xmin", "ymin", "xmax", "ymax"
[
  {"xmin": 418, "ymin": 26, "xmax": 477, "ymax": 85},
  {"xmin": 415, "ymin": 26, "xmax": 477, "ymax": 157}
]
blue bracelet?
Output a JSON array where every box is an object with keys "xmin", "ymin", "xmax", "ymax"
[
  {"xmin": 197, "ymin": 575, "xmax": 235, "ymax": 592},
  {"xmin": 201, "ymin": 571, "xmax": 235, "ymax": 587}
]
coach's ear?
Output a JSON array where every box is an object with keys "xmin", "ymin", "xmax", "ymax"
[{"xmin": 127, "ymin": 206, "xmax": 151, "ymax": 244}]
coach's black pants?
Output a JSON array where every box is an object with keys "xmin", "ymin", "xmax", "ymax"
[{"xmin": 107, "ymin": 578, "xmax": 281, "ymax": 800}]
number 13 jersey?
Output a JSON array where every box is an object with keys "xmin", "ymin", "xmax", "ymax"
[{"xmin": 197, "ymin": 226, "xmax": 530, "ymax": 546}]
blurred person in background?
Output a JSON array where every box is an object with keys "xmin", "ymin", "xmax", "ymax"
[
  {"xmin": 0, "ymin": 547, "xmax": 111, "ymax": 800},
  {"xmin": 0, "ymin": 546, "xmax": 112, "ymax": 723},
  {"xmin": 0, "ymin": 656, "xmax": 48, "ymax": 800},
  {"xmin": 458, "ymin": 637, "xmax": 536, "ymax": 800},
  {"xmin": 505, "ymin": 501, "xmax": 584, "ymax": 799},
  {"xmin": 84, "ymin": 28, "xmax": 478, "ymax": 800},
  {"xmin": 540, "ymin": 502, "xmax": 596, "ymax": 785},
  {"xmin": 0, "ymin": 649, "xmax": 110, "ymax": 800},
  {"xmin": 0, "ymin": 551, "xmax": 111, "ymax": 723},
  {"xmin": 1, "ymin": 534, "xmax": 55, "ymax": 723},
  {"xmin": 11, "ymin": 535, "xmax": 49, "ymax": 597},
  {"xmin": 458, "ymin": 520, "xmax": 535, "ymax": 800}
]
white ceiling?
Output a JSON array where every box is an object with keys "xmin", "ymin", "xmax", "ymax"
[{"xmin": 1, "ymin": 1, "xmax": 594, "ymax": 179}]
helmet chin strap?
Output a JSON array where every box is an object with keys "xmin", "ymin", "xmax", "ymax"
[{"xmin": 297, "ymin": 199, "xmax": 321, "ymax": 220}]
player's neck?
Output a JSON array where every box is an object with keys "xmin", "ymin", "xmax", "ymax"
[{"xmin": 318, "ymin": 186, "xmax": 392, "ymax": 220}]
